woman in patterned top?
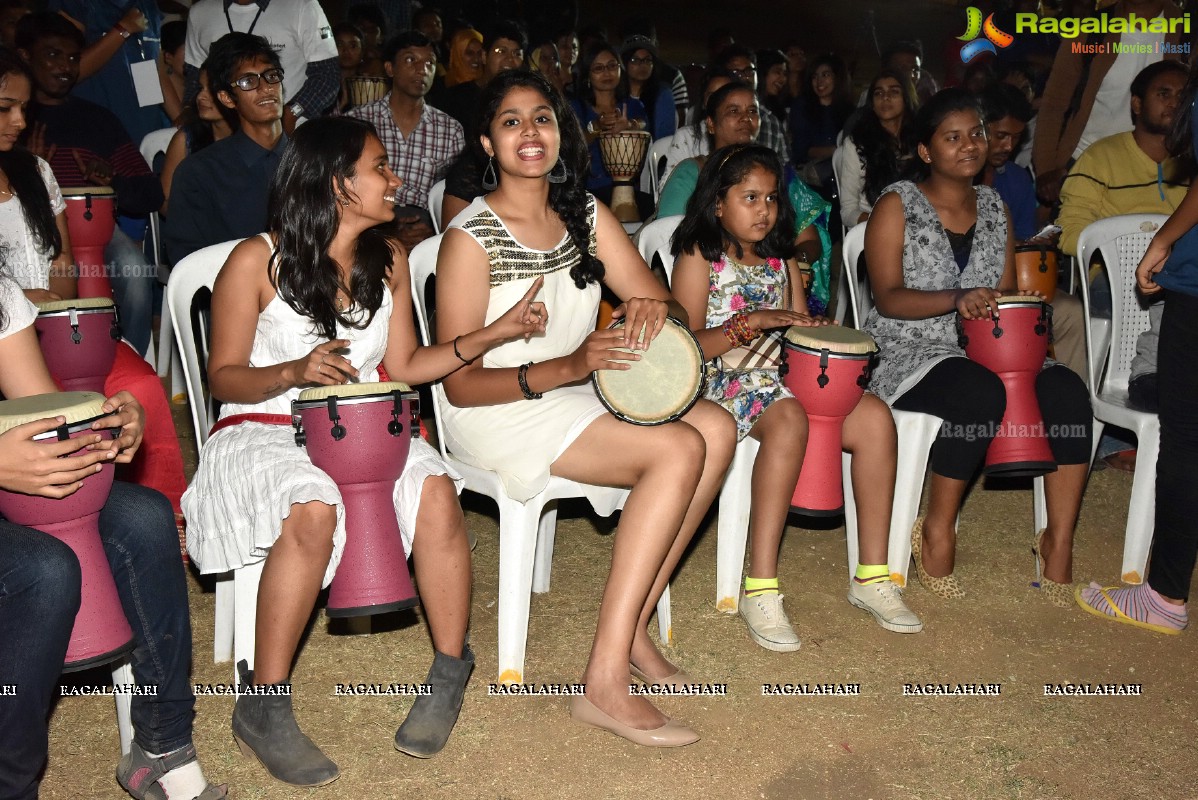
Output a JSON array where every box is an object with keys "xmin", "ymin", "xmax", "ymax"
[
  {"xmin": 862, "ymin": 88, "xmax": 1091, "ymax": 607},
  {"xmin": 437, "ymin": 70, "xmax": 735, "ymax": 748}
]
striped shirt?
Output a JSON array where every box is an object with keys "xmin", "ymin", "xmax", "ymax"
[{"xmin": 348, "ymin": 97, "xmax": 465, "ymax": 210}]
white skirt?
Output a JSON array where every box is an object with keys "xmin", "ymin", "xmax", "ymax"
[{"xmin": 182, "ymin": 422, "xmax": 462, "ymax": 587}]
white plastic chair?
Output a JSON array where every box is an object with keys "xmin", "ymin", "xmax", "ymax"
[
  {"xmin": 634, "ymin": 214, "xmax": 684, "ymax": 271},
  {"xmin": 166, "ymin": 239, "xmax": 254, "ymax": 674},
  {"xmin": 139, "ymin": 127, "xmax": 185, "ymax": 402},
  {"xmin": 1077, "ymin": 214, "xmax": 1164, "ymax": 583},
  {"xmin": 408, "ymin": 234, "xmax": 673, "ymax": 683},
  {"xmin": 840, "ymin": 222, "xmax": 874, "ymax": 329},
  {"xmin": 644, "ymin": 134, "xmax": 675, "ymax": 201},
  {"xmin": 427, "ymin": 179, "xmax": 446, "ymax": 234}
]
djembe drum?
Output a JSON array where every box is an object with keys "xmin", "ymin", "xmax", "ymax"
[
  {"xmin": 0, "ymin": 392, "xmax": 134, "ymax": 670},
  {"xmin": 34, "ymin": 298, "xmax": 121, "ymax": 393},
  {"xmin": 62, "ymin": 187, "xmax": 117, "ymax": 298},
  {"xmin": 346, "ymin": 76, "xmax": 389, "ymax": 107},
  {"xmin": 1014, "ymin": 244, "xmax": 1059, "ymax": 302},
  {"xmin": 293, "ymin": 382, "xmax": 421, "ymax": 616},
  {"xmin": 593, "ymin": 316, "xmax": 704, "ymax": 425},
  {"xmin": 956, "ymin": 296, "xmax": 1056, "ymax": 476},
  {"xmin": 781, "ymin": 326, "xmax": 878, "ymax": 515},
  {"xmin": 598, "ymin": 130, "xmax": 651, "ymax": 224}
]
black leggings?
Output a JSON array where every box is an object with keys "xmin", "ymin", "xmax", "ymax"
[{"xmin": 892, "ymin": 358, "xmax": 1092, "ymax": 480}]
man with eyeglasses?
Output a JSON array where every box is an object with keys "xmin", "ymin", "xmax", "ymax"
[
  {"xmin": 183, "ymin": 0, "xmax": 338, "ymax": 135},
  {"xmin": 349, "ymin": 30, "xmax": 464, "ymax": 252},
  {"xmin": 713, "ymin": 45, "xmax": 789, "ymax": 167},
  {"xmin": 434, "ymin": 19, "xmax": 526, "ymax": 132},
  {"xmin": 164, "ymin": 32, "xmax": 287, "ymax": 265}
]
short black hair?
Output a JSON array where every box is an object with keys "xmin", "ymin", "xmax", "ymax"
[
  {"xmin": 382, "ymin": 30, "xmax": 433, "ymax": 63},
  {"xmin": 161, "ymin": 20, "xmax": 186, "ymax": 54},
  {"xmin": 1131, "ymin": 59, "xmax": 1187, "ymax": 100},
  {"xmin": 882, "ymin": 40, "xmax": 923, "ymax": 62},
  {"xmin": 14, "ymin": 11, "xmax": 83, "ymax": 51},
  {"xmin": 481, "ymin": 19, "xmax": 527, "ymax": 52},
  {"xmin": 207, "ymin": 31, "xmax": 282, "ymax": 92},
  {"xmin": 715, "ymin": 43, "xmax": 756, "ymax": 68},
  {"xmin": 980, "ymin": 83, "xmax": 1032, "ymax": 125}
]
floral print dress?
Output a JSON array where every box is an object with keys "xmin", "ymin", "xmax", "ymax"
[{"xmin": 703, "ymin": 253, "xmax": 794, "ymax": 441}]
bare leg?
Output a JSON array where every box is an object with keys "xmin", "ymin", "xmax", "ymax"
[
  {"xmin": 410, "ymin": 475, "xmax": 471, "ymax": 658},
  {"xmin": 745, "ymin": 398, "xmax": 808, "ymax": 579},
  {"xmin": 920, "ymin": 475, "xmax": 968, "ymax": 578},
  {"xmin": 254, "ymin": 501, "xmax": 337, "ymax": 684},
  {"xmin": 1038, "ymin": 463, "xmax": 1087, "ymax": 583},
  {"xmin": 842, "ymin": 394, "xmax": 897, "ymax": 566}
]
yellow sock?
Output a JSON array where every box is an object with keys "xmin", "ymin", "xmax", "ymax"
[
  {"xmin": 854, "ymin": 564, "xmax": 889, "ymax": 585},
  {"xmin": 744, "ymin": 577, "xmax": 779, "ymax": 597}
]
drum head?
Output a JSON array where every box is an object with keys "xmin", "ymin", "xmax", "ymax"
[
  {"xmin": 0, "ymin": 391, "xmax": 107, "ymax": 434},
  {"xmin": 297, "ymin": 380, "xmax": 413, "ymax": 403},
  {"xmin": 783, "ymin": 325, "xmax": 877, "ymax": 355},
  {"xmin": 61, "ymin": 186, "xmax": 116, "ymax": 197},
  {"xmin": 994, "ymin": 295, "xmax": 1045, "ymax": 308},
  {"xmin": 36, "ymin": 297, "xmax": 116, "ymax": 313},
  {"xmin": 593, "ymin": 318, "xmax": 704, "ymax": 425}
]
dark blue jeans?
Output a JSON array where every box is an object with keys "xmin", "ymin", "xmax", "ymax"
[{"xmin": 0, "ymin": 482, "xmax": 194, "ymax": 800}]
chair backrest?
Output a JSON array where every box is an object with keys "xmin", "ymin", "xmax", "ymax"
[
  {"xmin": 407, "ymin": 233, "xmax": 454, "ymax": 459},
  {"xmin": 166, "ymin": 238, "xmax": 240, "ymax": 449},
  {"xmin": 841, "ymin": 221, "xmax": 869, "ymax": 327},
  {"xmin": 1076, "ymin": 213, "xmax": 1165, "ymax": 395},
  {"xmin": 139, "ymin": 127, "xmax": 176, "ymax": 170},
  {"xmin": 647, "ymin": 134, "xmax": 675, "ymax": 200},
  {"xmin": 428, "ymin": 179, "xmax": 447, "ymax": 234},
  {"xmin": 635, "ymin": 215, "xmax": 683, "ymax": 284}
]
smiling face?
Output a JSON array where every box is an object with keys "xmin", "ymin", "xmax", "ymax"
[
  {"xmin": 480, "ymin": 85, "xmax": 561, "ymax": 185},
  {"xmin": 195, "ymin": 69, "xmax": 223, "ymax": 123},
  {"xmin": 920, "ymin": 108, "xmax": 987, "ymax": 180},
  {"xmin": 0, "ymin": 70, "xmax": 29, "ymax": 151},
  {"xmin": 763, "ymin": 63, "xmax": 788, "ymax": 97},
  {"xmin": 810, "ymin": 63, "xmax": 836, "ymax": 103},
  {"xmin": 485, "ymin": 37, "xmax": 524, "ymax": 80},
  {"xmin": 343, "ymin": 134, "xmax": 401, "ymax": 225},
  {"xmin": 217, "ymin": 55, "xmax": 283, "ymax": 125},
  {"xmin": 463, "ymin": 38, "xmax": 485, "ymax": 73},
  {"xmin": 717, "ymin": 163, "xmax": 779, "ymax": 253},
  {"xmin": 871, "ymin": 77, "xmax": 905, "ymax": 124},
  {"xmin": 707, "ymin": 88, "xmax": 760, "ymax": 149},
  {"xmin": 387, "ymin": 45, "xmax": 435, "ymax": 99},
  {"xmin": 23, "ymin": 34, "xmax": 80, "ymax": 102}
]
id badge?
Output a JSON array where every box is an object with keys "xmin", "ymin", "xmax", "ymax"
[{"xmin": 130, "ymin": 59, "xmax": 163, "ymax": 107}]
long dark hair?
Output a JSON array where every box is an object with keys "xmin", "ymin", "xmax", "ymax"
[
  {"xmin": 1168, "ymin": 57, "xmax": 1198, "ymax": 179},
  {"xmin": 907, "ymin": 87, "xmax": 984, "ymax": 182},
  {"xmin": 850, "ymin": 69, "xmax": 917, "ymax": 205},
  {"xmin": 672, "ymin": 144, "xmax": 797, "ymax": 263},
  {"xmin": 756, "ymin": 48, "xmax": 789, "ymax": 122},
  {"xmin": 575, "ymin": 41, "xmax": 627, "ymax": 108},
  {"xmin": 476, "ymin": 69, "xmax": 603, "ymax": 288},
  {"xmin": 267, "ymin": 117, "xmax": 393, "ymax": 339},
  {"xmin": 0, "ymin": 49, "xmax": 59, "ymax": 262},
  {"xmin": 620, "ymin": 41, "xmax": 665, "ymax": 137},
  {"xmin": 802, "ymin": 53, "xmax": 853, "ymax": 117}
]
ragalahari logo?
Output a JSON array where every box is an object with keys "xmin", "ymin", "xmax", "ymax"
[{"xmin": 958, "ymin": 7, "xmax": 1014, "ymax": 63}]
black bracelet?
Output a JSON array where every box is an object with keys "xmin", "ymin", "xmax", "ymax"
[
  {"xmin": 452, "ymin": 335, "xmax": 475, "ymax": 365},
  {"xmin": 517, "ymin": 362, "xmax": 543, "ymax": 400}
]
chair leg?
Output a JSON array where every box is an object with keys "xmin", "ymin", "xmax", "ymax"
[
  {"xmin": 1121, "ymin": 420, "xmax": 1160, "ymax": 584},
  {"xmin": 232, "ymin": 560, "xmax": 263, "ymax": 686},
  {"xmin": 842, "ymin": 451, "xmax": 858, "ymax": 583},
  {"xmin": 496, "ymin": 493, "xmax": 544, "ymax": 684},
  {"xmin": 1032, "ymin": 476, "xmax": 1048, "ymax": 533},
  {"xmin": 113, "ymin": 659, "xmax": 134, "ymax": 755},
  {"xmin": 716, "ymin": 439, "xmax": 759, "ymax": 613},
  {"xmin": 889, "ymin": 411, "xmax": 941, "ymax": 587},
  {"xmin": 656, "ymin": 583, "xmax": 672, "ymax": 646},
  {"xmin": 531, "ymin": 500, "xmax": 558, "ymax": 594},
  {"xmin": 213, "ymin": 573, "xmax": 234, "ymax": 663},
  {"xmin": 156, "ymin": 290, "xmax": 171, "ymax": 379}
]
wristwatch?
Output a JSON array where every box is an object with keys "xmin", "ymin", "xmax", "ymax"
[
  {"xmin": 113, "ymin": 23, "xmax": 131, "ymax": 39},
  {"xmin": 288, "ymin": 102, "xmax": 304, "ymax": 119}
]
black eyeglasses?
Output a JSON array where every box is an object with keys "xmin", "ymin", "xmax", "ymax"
[
  {"xmin": 230, "ymin": 67, "xmax": 284, "ymax": 91},
  {"xmin": 626, "ymin": 56, "xmax": 653, "ymax": 66},
  {"xmin": 730, "ymin": 66, "xmax": 756, "ymax": 79}
]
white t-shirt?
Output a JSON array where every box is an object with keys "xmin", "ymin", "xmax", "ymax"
[
  {"xmin": 0, "ymin": 274, "xmax": 37, "ymax": 339},
  {"xmin": 0, "ymin": 157, "xmax": 65, "ymax": 292},
  {"xmin": 1074, "ymin": 27, "xmax": 1163, "ymax": 158},
  {"xmin": 184, "ymin": 0, "xmax": 337, "ymax": 106}
]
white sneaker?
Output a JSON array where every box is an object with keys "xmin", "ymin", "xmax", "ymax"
[
  {"xmin": 848, "ymin": 580, "xmax": 923, "ymax": 633},
  {"xmin": 739, "ymin": 593, "xmax": 801, "ymax": 652}
]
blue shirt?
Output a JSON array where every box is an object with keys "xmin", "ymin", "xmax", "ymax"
[
  {"xmin": 991, "ymin": 162, "xmax": 1038, "ymax": 242},
  {"xmin": 1156, "ymin": 99, "xmax": 1198, "ymax": 298}
]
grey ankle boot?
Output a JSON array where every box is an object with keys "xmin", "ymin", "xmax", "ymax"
[
  {"xmin": 231, "ymin": 660, "xmax": 340, "ymax": 786},
  {"xmin": 394, "ymin": 645, "xmax": 475, "ymax": 758}
]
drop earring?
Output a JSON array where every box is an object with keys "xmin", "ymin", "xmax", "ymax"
[
  {"xmin": 482, "ymin": 156, "xmax": 498, "ymax": 191},
  {"xmin": 546, "ymin": 159, "xmax": 568, "ymax": 184}
]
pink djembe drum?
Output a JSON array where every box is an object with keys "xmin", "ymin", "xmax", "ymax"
[
  {"xmin": 781, "ymin": 326, "xmax": 878, "ymax": 515},
  {"xmin": 34, "ymin": 298, "xmax": 121, "ymax": 393},
  {"xmin": 956, "ymin": 296, "xmax": 1056, "ymax": 477},
  {"xmin": 62, "ymin": 186, "xmax": 117, "ymax": 298},
  {"xmin": 0, "ymin": 392, "xmax": 134, "ymax": 671},
  {"xmin": 598, "ymin": 130, "xmax": 650, "ymax": 223},
  {"xmin": 293, "ymin": 382, "xmax": 421, "ymax": 616}
]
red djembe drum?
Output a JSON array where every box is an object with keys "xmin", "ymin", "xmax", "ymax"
[
  {"xmin": 1014, "ymin": 243, "xmax": 1059, "ymax": 302},
  {"xmin": 956, "ymin": 296, "xmax": 1056, "ymax": 477},
  {"xmin": 781, "ymin": 326, "xmax": 878, "ymax": 515},
  {"xmin": 598, "ymin": 130, "xmax": 651, "ymax": 223},
  {"xmin": 62, "ymin": 186, "xmax": 117, "ymax": 298},
  {"xmin": 34, "ymin": 298, "xmax": 121, "ymax": 393},
  {"xmin": 293, "ymin": 381, "xmax": 421, "ymax": 616},
  {"xmin": 592, "ymin": 317, "xmax": 705, "ymax": 425},
  {"xmin": 0, "ymin": 392, "xmax": 134, "ymax": 671}
]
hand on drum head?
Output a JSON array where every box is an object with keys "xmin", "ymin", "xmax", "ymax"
[
  {"xmin": 488, "ymin": 275, "xmax": 548, "ymax": 343},
  {"xmin": 748, "ymin": 309, "xmax": 829, "ymax": 332},
  {"xmin": 0, "ymin": 417, "xmax": 114, "ymax": 499},
  {"xmin": 1014, "ymin": 288, "xmax": 1048, "ymax": 301},
  {"xmin": 286, "ymin": 339, "xmax": 360, "ymax": 388},
  {"xmin": 610, "ymin": 297, "xmax": 668, "ymax": 350},
  {"xmin": 72, "ymin": 150, "xmax": 114, "ymax": 187},
  {"xmin": 90, "ymin": 391, "xmax": 145, "ymax": 464},
  {"xmin": 572, "ymin": 328, "xmax": 642, "ymax": 376},
  {"xmin": 955, "ymin": 287, "xmax": 1002, "ymax": 320}
]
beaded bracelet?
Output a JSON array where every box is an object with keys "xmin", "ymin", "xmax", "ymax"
[
  {"xmin": 452, "ymin": 335, "xmax": 475, "ymax": 365},
  {"xmin": 722, "ymin": 312, "xmax": 756, "ymax": 348},
  {"xmin": 517, "ymin": 362, "xmax": 543, "ymax": 400}
]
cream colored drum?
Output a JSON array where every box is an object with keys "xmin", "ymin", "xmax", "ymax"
[
  {"xmin": 593, "ymin": 316, "xmax": 704, "ymax": 425},
  {"xmin": 346, "ymin": 76, "xmax": 389, "ymax": 107},
  {"xmin": 598, "ymin": 130, "xmax": 651, "ymax": 223}
]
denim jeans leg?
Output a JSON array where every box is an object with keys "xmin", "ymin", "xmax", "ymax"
[
  {"xmin": 0, "ymin": 527, "xmax": 80, "ymax": 800},
  {"xmin": 99, "ymin": 482, "xmax": 195, "ymax": 754},
  {"xmin": 105, "ymin": 229, "xmax": 155, "ymax": 356}
]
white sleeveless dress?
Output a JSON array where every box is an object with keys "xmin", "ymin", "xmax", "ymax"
[{"xmin": 182, "ymin": 234, "xmax": 461, "ymax": 586}]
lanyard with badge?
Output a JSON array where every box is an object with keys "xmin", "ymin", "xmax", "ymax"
[
  {"xmin": 224, "ymin": 1, "xmax": 265, "ymax": 36},
  {"xmin": 118, "ymin": 0, "xmax": 162, "ymax": 108}
]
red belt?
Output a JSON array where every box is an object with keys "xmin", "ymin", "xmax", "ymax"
[{"xmin": 209, "ymin": 413, "xmax": 292, "ymax": 437}]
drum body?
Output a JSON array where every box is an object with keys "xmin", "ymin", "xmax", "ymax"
[
  {"xmin": 598, "ymin": 131, "xmax": 651, "ymax": 223},
  {"xmin": 293, "ymin": 382, "xmax": 421, "ymax": 616},
  {"xmin": 35, "ymin": 298, "xmax": 121, "ymax": 393},
  {"xmin": 62, "ymin": 187, "xmax": 117, "ymax": 298},
  {"xmin": 593, "ymin": 317, "xmax": 704, "ymax": 425},
  {"xmin": 781, "ymin": 326, "xmax": 877, "ymax": 515},
  {"xmin": 0, "ymin": 392, "xmax": 133, "ymax": 671},
  {"xmin": 346, "ymin": 76, "xmax": 389, "ymax": 107},
  {"xmin": 957, "ymin": 297, "xmax": 1056, "ymax": 477},
  {"xmin": 1014, "ymin": 244, "xmax": 1058, "ymax": 302}
]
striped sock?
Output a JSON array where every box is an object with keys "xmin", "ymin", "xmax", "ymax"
[
  {"xmin": 853, "ymin": 564, "xmax": 890, "ymax": 585},
  {"xmin": 1080, "ymin": 582, "xmax": 1188, "ymax": 631},
  {"xmin": 744, "ymin": 577, "xmax": 779, "ymax": 597}
]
